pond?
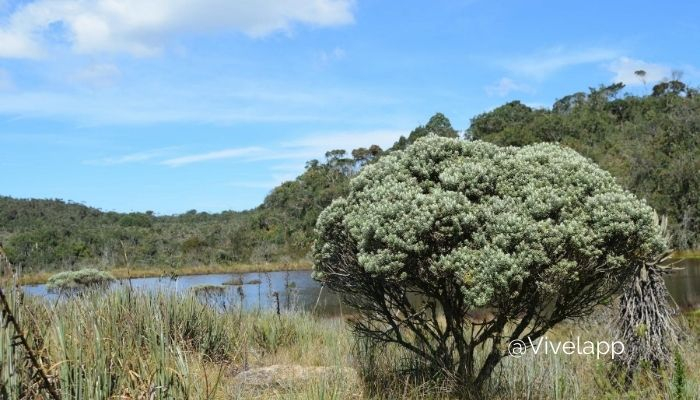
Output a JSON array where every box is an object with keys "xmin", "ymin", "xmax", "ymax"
[
  {"xmin": 23, "ymin": 270, "xmax": 344, "ymax": 316},
  {"xmin": 664, "ymin": 258, "xmax": 700, "ymax": 311},
  {"xmin": 22, "ymin": 259, "xmax": 700, "ymax": 315}
]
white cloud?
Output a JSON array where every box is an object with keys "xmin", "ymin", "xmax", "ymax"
[
  {"xmin": 484, "ymin": 77, "xmax": 532, "ymax": 97},
  {"xmin": 227, "ymin": 181, "xmax": 279, "ymax": 189},
  {"xmin": 73, "ymin": 63, "xmax": 121, "ymax": 87},
  {"xmin": 244, "ymin": 149, "xmax": 321, "ymax": 163},
  {"xmin": 0, "ymin": 29, "xmax": 43, "ymax": 58},
  {"xmin": 227, "ymin": 175, "xmax": 296, "ymax": 189},
  {"xmin": 501, "ymin": 47, "xmax": 619, "ymax": 79},
  {"xmin": 0, "ymin": 73, "xmax": 395, "ymax": 125},
  {"xmin": 269, "ymin": 162, "xmax": 307, "ymax": 172},
  {"xmin": 608, "ymin": 57, "xmax": 671, "ymax": 86},
  {"xmin": 680, "ymin": 64, "xmax": 700, "ymax": 80},
  {"xmin": 161, "ymin": 146, "xmax": 264, "ymax": 167},
  {"xmin": 152, "ymin": 129, "xmax": 404, "ymax": 169},
  {"xmin": 0, "ymin": 0, "xmax": 355, "ymax": 58},
  {"xmin": 86, "ymin": 147, "xmax": 176, "ymax": 165},
  {"xmin": 498, "ymin": 48, "xmax": 684, "ymax": 88},
  {"xmin": 0, "ymin": 88, "xmax": 331, "ymax": 124}
]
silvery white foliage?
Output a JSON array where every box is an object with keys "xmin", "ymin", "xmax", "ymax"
[{"xmin": 313, "ymin": 136, "xmax": 665, "ymax": 309}]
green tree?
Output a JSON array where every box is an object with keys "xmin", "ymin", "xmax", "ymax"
[
  {"xmin": 325, "ymin": 149, "xmax": 355, "ymax": 176},
  {"xmin": 391, "ymin": 112, "xmax": 459, "ymax": 150},
  {"xmin": 313, "ymin": 136, "xmax": 665, "ymax": 391},
  {"xmin": 467, "ymin": 101, "xmax": 539, "ymax": 143}
]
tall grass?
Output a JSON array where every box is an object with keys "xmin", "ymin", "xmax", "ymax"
[
  {"xmin": 0, "ymin": 286, "xmax": 355, "ymax": 399},
  {"xmin": 1, "ymin": 286, "xmax": 698, "ymax": 399}
]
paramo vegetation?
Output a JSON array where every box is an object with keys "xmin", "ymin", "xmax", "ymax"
[
  {"xmin": 313, "ymin": 136, "xmax": 666, "ymax": 390},
  {"xmin": 0, "ymin": 80, "xmax": 698, "ymax": 272}
]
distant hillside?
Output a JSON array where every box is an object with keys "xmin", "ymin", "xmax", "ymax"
[
  {"xmin": 1, "ymin": 81, "xmax": 698, "ymax": 271},
  {"xmin": 468, "ymin": 81, "xmax": 699, "ymax": 249},
  {"xmin": 0, "ymin": 114, "xmax": 459, "ymax": 271},
  {"xmin": 0, "ymin": 196, "xmax": 249, "ymax": 271}
]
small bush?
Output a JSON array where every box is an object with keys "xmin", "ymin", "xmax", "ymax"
[
  {"xmin": 46, "ymin": 268, "xmax": 115, "ymax": 293},
  {"xmin": 672, "ymin": 349, "xmax": 687, "ymax": 400}
]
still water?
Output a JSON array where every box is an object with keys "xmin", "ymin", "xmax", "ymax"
[
  {"xmin": 23, "ymin": 270, "xmax": 344, "ymax": 316},
  {"xmin": 664, "ymin": 258, "xmax": 700, "ymax": 311},
  {"xmin": 23, "ymin": 259, "xmax": 700, "ymax": 314}
]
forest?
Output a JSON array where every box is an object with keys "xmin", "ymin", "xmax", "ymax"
[{"xmin": 1, "ymin": 80, "xmax": 698, "ymax": 272}]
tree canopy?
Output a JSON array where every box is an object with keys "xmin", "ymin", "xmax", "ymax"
[
  {"xmin": 389, "ymin": 112, "xmax": 459, "ymax": 151},
  {"xmin": 468, "ymin": 82, "xmax": 699, "ymax": 248},
  {"xmin": 313, "ymin": 136, "xmax": 666, "ymax": 390}
]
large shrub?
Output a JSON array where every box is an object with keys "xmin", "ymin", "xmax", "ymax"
[{"xmin": 313, "ymin": 136, "xmax": 665, "ymax": 391}]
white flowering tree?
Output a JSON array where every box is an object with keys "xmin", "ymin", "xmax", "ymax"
[{"xmin": 313, "ymin": 136, "xmax": 666, "ymax": 391}]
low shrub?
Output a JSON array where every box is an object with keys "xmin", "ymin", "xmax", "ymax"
[{"xmin": 46, "ymin": 268, "xmax": 115, "ymax": 293}]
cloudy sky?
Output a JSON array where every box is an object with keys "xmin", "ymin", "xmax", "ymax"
[{"xmin": 1, "ymin": 0, "xmax": 698, "ymax": 213}]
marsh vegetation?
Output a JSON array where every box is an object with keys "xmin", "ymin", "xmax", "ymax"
[{"xmin": 0, "ymin": 285, "xmax": 698, "ymax": 399}]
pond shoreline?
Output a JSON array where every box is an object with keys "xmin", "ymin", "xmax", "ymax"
[
  {"xmin": 22, "ymin": 259, "xmax": 700, "ymax": 314},
  {"xmin": 17, "ymin": 261, "xmax": 313, "ymax": 285},
  {"xmin": 16, "ymin": 251, "xmax": 700, "ymax": 285},
  {"xmin": 22, "ymin": 269, "xmax": 343, "ymax": 316}
]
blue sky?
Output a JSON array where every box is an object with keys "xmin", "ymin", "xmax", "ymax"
[{"xmin": 1, "ymin": 0, "xmax": 698, "ymax": 214}]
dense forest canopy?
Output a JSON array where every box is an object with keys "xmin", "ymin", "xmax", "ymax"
[{"xmin": 0, "ymin": 81, "xmax": 697, "ymax": 271}]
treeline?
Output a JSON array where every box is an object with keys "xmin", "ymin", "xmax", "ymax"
[
  {"xmin": 1, "ymin": 81, "xmax": 698, "ymax": 271},
  {"xmin": 0, "ymin": 163, "xmax": 344, "ymax": 271},
  {"xmin": 468, "ymin": 80, "xmax": 699, "ymax": 248},
  {"xmin": 0, "ymin": 113, "xmax": 459, "ymax": 272}
]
